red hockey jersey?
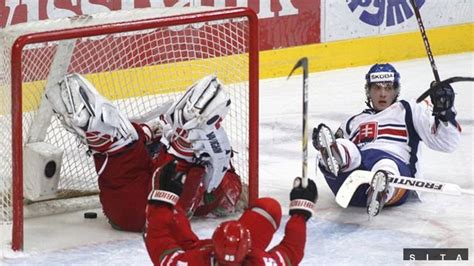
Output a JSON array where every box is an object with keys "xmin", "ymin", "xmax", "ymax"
[{"xmin": 144, "ymin": 202, "xmax": 307, "ymax": 265}]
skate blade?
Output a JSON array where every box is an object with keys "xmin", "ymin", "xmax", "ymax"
[
  {"xmin": 318, "ymin": 127, "xmax": 339, "ymax": 176},
  {"xmin": 367, "ymin": 172, "xmax": 388, "ymax": 217}
]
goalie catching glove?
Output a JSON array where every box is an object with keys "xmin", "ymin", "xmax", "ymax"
[{"xmin": 289, "ymin": 177, "xmax": 318, "ymax": 220}]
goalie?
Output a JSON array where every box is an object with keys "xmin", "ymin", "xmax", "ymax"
[
  {"xmin": 312, "ymin": 63, "xmax": 461, "ymax": 216},
  {"xmin": 45, "ymin": 73, "xmax": 242, "ymax": 232}
]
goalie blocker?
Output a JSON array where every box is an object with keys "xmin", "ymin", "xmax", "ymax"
[{"xmin": 336, "ymin": 170, "xmax": 474, "ymax": 209}]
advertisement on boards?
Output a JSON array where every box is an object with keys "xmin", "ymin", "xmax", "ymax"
[
  {"xmin": 0, "ymin": 0, "xmax": 320, "ymax": 50},
  {"xmin": 322, "ymin": 0, "xmax": 473, "ymax": 42}
]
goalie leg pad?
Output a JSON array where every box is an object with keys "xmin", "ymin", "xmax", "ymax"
[
  {"xmin": 189, "ymin": 126, "xmax": 232, "ymax": 192},
  {"xmin": 46, "ymin": 73, "xmax": 138, "ymax": 153},
  {"xmin": 179, "ymin": 74, "xmax": 231, "ymax": 131},
  {"xmin": 161, "ymin": 75, "xmax": 231, "ymax": 137}
]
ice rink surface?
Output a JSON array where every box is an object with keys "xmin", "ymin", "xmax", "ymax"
[{"xmin": 2, "ymin": 52, "xmax": 473, "ymax": 265}]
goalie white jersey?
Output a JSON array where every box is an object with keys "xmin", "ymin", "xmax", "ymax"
[{"xmin": 337, "ymin": 99, "xmax": 461, "ymax": 168}]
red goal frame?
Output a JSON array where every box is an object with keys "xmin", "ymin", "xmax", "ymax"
[{"xmin": 9, "ymin": 7, "xmax": 259, "ymax": 251}]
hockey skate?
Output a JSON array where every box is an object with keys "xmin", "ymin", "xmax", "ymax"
[
  {"xmin": 312, "ymin": 123, "xmax": 343, "ymax": 176},
  {"xmin": 366, "ymin": 170, "xmax": 390, "ymax": 216}
]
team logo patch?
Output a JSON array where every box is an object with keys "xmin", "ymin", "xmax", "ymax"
[{"xmin": 356, "ymin": 122, "xmax": 378, "ymax": 144}]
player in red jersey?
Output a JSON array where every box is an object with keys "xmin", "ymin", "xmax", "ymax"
[{"xmin": 144, "ymin": 160, "xmax": 318, "ymax": 266}]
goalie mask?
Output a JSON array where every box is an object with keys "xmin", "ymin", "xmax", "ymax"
[
  {"xmin": 212, "ymin": 220, "xmax": 251, "ymax": 265},
  {"xmin": 365, "ymin": 63, "xmax": 400, "ymax": 109}
]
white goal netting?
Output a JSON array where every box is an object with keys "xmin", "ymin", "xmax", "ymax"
[{"xmin": 0, "ymin": 6, "xmax": 257, "ymax": 250}]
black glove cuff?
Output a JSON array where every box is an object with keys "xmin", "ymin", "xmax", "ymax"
[{"xmin": 434, "ymin": 108, "xmax": 457, "ymax": 126}]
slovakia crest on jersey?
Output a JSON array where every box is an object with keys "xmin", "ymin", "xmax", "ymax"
[{"xmin": 356, "ymin": 122, "xmax": 378, "ymax": 144}]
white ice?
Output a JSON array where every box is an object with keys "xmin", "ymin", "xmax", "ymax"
[{"xmin": 2, "ymin": 52, "xmax": 473, "ymax": 265}]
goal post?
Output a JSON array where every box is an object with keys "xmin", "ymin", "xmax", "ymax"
[{"xmin": 1, "ymin": 6, "xmax": 259, "ymax": 251}]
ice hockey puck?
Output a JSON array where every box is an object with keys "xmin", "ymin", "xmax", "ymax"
[{"xmin": 84, "ymin": 212, "xmax": 98, "ymax": 219}]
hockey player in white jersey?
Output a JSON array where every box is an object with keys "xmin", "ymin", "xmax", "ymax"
[{"xmin": 312, "ymin": 63, "xmax": 461, "ymax": 216}]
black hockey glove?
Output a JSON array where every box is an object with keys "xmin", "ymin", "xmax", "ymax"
[
  {"xmin": 289, "ymin": 177, "xmax": 318, "ymax": 221},
  {"xmin": 311, "ymin": 127, "xmax": 321, "ymax": 150},
  {"xmin": 148, "ymin": 160, "xmax": 185, "ymax": 206},
  {"xmin": 430, "ymin": 81, "xmax": 456, "ymax": 122}
]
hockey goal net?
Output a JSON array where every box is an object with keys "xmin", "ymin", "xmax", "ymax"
[{"xmin": 0, "ymin": 6, "xmax": 258, "ymax": 251}]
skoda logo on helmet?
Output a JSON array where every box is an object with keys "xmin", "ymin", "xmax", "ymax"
[
  {"xmin": 364, "ymin": 63, "xmax": 401, "ymax": 109},
  {"xmin": 369, "ymin": 72, "xmax": 395, "ymax": 83}
]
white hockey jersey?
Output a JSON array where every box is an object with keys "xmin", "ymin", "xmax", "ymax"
[{"xmin": 337, "ymin": 99, "xmax": 461, "ymax": 168}]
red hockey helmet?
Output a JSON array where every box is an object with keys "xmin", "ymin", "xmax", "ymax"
[{"xmin": 212, "ymin": 220, "xmax": 251, "ymax": 265}]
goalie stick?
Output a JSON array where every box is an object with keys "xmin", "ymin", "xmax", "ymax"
[
  {"xmin": 409, "ymin": 0, "xmax": 474, "ymax": 103},
  {"xmin": 335, "ymin": 170, "xmax": 474, "ymax": 208},
  {"xmin": 288, "ymin": 57, "xmax": 309, "ymax": 188}
]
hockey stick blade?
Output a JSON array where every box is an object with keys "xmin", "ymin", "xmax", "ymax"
[
  {"xmin": 287, "ymin": 57, "xmax": 309, "ymax": 188},
  {"xmin": 336, "ymin": 170, "xmax": 474, "ymax": 208},
  {"xmin": 416, "ymin": 76, "xmax": 474, "ymax": 103},
  {"xmin": 287, "ymin": 57, "xmax": 308, "ymax": 80}
]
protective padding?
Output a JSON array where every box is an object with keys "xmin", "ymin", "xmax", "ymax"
[{"xmin": 23, "ymin": 142, "xmax": 63, "ymax": 201}]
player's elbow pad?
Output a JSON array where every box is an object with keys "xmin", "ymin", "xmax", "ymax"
[{"xmin": 444, "ymin": 137, "xmax": 460, "ymax": 153}]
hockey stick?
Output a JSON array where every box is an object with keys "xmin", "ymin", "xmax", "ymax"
[
  {"xmin": 409, "ymin": 0, "xmax": 440, "ymax": 83},
  {"xmin": 416, "ymin": 76, "xmax": 474, "ymax": 103},
  {"xmin": 28, "ymin": 39, "xmax": 76, "ymax": 142},
  {"xmin": 335, "ymin": 170, "xmax": 474, "ymax": 208},
  {"xmin": 409, "ymin": 0, "xmax": 474, "ymax": 102},
  {"xmin": 288, "ymin": 57, "xmax": 309, "ymax": 188}
]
